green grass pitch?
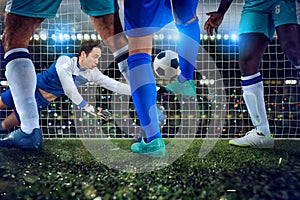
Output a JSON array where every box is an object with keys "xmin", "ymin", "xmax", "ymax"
[{"xmin": 0, "ymin": 139, "xmax": 299, "ymax": 199}]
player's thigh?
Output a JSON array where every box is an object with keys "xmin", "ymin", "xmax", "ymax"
[
  {"xmin": 238, "ymin": 33, "xmax": 269, "ymax": 74},
  {"xmin": 4, "ymin": 0, "xmax": 61, "ymax": 50},
  {"xmin": 272, "ymin": 0, "xmax": 298, "ymax": 27},
  {"xmin": 124, "ymin": 0, "xmax": 173, "ymax": 37},
  {"xmin": 171, "ymin": 0, "xmax": 198, "ymax": 24},
  {"xmin": 276, "ymin": 24, "xmax": 300, "ymax": 66},
  {"xmin": 80, "ymin": 0, "xmax": 119, "ymax": 17},
  {"xmin": 3, "ymin": 14, "xmax": 43, "ymax": 51}
]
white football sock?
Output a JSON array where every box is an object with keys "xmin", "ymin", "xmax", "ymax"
[
  {"xmin": 4, "ymin": 48, "xmax": 39, "ymax": 134},
  {"xmin": 113, "ymin": 45, "xmax": 129, "ymax": 83},
  {"xmin": 242, "ymin": 73, "xmax": 271, "ymax": 136}
]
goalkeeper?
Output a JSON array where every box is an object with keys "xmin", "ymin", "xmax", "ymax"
[{"xmin": 0, "ymin": 40, "xmax": 130, "ymax": 133}]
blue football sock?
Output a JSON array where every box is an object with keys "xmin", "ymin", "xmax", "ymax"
[
  {"xmin": 176, "ymin": 17, "xmax": 200, "ymax": 81},
  {"xmin": 127, "ymin": 53, "xmax": 161, "ymax": 142}
]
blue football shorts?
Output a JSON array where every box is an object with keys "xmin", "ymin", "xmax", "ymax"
[
  {"xmin": 5, "ymin": 0, "xmax": 119, "ymax": 18},
  {"xmin": 239, "ymin": 0, "xmax": 298, "ymax": 40},
  {"xmin": 1, "ymin": 89, "xmax": 50, "ymax": 122},
  {"xmin": 124, "ymin": 0, "xmax": 173, "ymax": 37}
]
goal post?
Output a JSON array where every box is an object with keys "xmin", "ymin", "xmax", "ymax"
[{"xmin": 0, "ymin": 0, "xmax": 299, "ymax": 138}]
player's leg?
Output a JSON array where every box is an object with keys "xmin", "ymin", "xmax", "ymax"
[
  {"xmin": 0, "ymin": 0, "xmax": 61, "ymax": 150},
  {"xmin": 229, "ymin": 33, "xmax": 274, "ymax": 147},
  {"xmin": 0, "ymin": 89, "xmax": 17, "ymax": 132},
  {"xmin": 272, "ymin": 1, "xmax": 300, "ymax": 72},
  {"xmin": 127, "ymin": 35, "xmax": 166, "ymax": 157},
  {"xmin": 81, "ymin": 0, "xmax": 130, "ymax": 82},
  {"xmin": 1, "ymin": 14, "xmax": 43, "ymax": 149},
  {"xmin": 0, "ymin": 97, "xmax": 8, "ymax": 110},
  {"xmin": 1, "ymin": 112, "xmax": 20, "ymax": 132},
  {"xmin": 165, "ymin": 0, "xmax": 200, "ymax": 97},
  {"xmin": 90, "ymin": 13, "xmax": 130, "ymax": 82},
  {"xmin": 228, "ymin": 4, "xmax": 275, "ymax": 147},
  {"xmin": 123, "ymin": 0, "xmax": 173, "ymax": 157},
  {"xmin": 277, "ymin": 24, "xmax": 300, "ymax": 72},
  {"xmin": 2, "ymin": 13, "xmax": 41, "ymax": 133},
  {"xmin": 273, "ymin": 0, "xmax": 300, "ymax": 72}
]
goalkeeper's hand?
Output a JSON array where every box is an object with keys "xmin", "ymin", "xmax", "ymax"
[{"xmin": 84, "ymin": 104, "xmax": 95, "ymax": 113}]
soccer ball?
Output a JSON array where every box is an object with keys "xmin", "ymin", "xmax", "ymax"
[{"xmin": 153, "ymin": 50, "xmax": 180, "ymax": 80}]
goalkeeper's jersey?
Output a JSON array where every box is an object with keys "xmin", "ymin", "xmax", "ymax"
[{"xmin": 37, "ymin": 54, "xmax": 130, "ymax": 107}]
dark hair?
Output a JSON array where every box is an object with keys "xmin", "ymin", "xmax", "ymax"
[{"xmin": 78, "ymin": 40, "xmax": 102, "ymax": 57}]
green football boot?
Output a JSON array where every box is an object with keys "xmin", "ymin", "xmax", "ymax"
[
  {"xmin": 166, "ymin": 78, "xmax": 196, "ymax": 97},
  {"xmin": 131, "ymin": 137, "xmax": 166, "ymax": 158}
]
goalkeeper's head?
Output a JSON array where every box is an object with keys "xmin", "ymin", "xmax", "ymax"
[{"xmin": 78, "ymin": 40, "xmax": 103, "ymax": 69}]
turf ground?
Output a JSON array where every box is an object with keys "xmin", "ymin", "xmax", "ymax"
[{"xmin": 0, "ymin": 139, "xmax": 299, "ymax": 200}]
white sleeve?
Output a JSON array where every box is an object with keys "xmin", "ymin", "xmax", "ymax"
[
  {"xmin": 92, "ymin": 68, "xmax": 131, "ymax": 95},
  {"xmin": 56, "ymin": 56, "xmax": 85, "ymax": 106}
]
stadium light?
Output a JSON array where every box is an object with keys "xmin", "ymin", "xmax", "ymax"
[
  {"xmin": 84, "ymin": 33, "xmax": 90, "ymax": 40},
  {"xmin": 285, "ymin": 79, "xmax": 298, "ymax": 85},
  {"xmin": 71, "ymin": 34, "xmax": 76, "ymax": 40},
  {"xmin": 231, "ymin": 34, "xmax": 238, "ymax": 41},
  {"xmin": 58, "ymin": 33, "xmax": 64, "ymax": 40},
  {"xmin": 77, "ymin": 33, "xmax": 83, "ymax": 40},
  {"xmin": 0, "ymin": 81, "xmax": 8, "ymax": 86},
  {"xmin": 33, "ymin": 34, "xmax": 39, "ymax": 41},
  {"xmin": 91, "ymin": 34, "xmax": 97, "ymax": 40},
  {"xmin": 64, "ymin": 34, "xmax": 70, "ymax": 40},
  {"xmin": 40, "ymin": 33, "xmax": 47, "ymax": 41},
  {"xmin": 223, "ymin": 34, "xmax": 229, "ymax": 40},
  {"xmin": 51, "ymin": 34, "xmax": 57, "ymax": 40},
  {"xmin": 159, "ymin": 34, "xmax": 164, "ymax": 40}
]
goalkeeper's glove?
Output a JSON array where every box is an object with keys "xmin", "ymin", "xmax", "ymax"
[
  {"xmin": 84, "ymin": 104, "xmax": 95, "ymax": 113},
  {"xmin": 96, "ymin": 107, "xmax": 113, "ymax": 121}
]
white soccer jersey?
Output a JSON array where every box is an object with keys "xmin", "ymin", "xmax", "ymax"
[{"xmin": 37, "ymin": 54, "xmax": 130, "ymax": 108}]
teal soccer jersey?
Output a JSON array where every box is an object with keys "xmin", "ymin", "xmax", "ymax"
[{"xmin": 239, "ymin": 0, "xmax": 298, "ymax": 40}]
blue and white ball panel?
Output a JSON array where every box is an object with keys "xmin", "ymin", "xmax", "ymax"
[
  {"xmin": 124, "ymin": 0, "xmax": 173, "ymax": 37},
  {"xmin": 239, "ymin": 0, "xmax": 298, "ymax": 40}
]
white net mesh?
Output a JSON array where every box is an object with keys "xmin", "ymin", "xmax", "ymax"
[{"xmin": 0, "ymin": 0, "xmax": 299, "ymax": 138}]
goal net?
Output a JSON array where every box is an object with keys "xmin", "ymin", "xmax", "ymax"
[{"xmin": 0, "ymin": 0, "xmax": 299, "ymax": 139}]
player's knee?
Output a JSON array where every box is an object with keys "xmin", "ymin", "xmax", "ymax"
[
  {"xmin": 2, "ymin": 32, "xmax": 25, "ymax": 52},
  {"xmin": 1, "ymin": 121, "xmax": 8, "ymax": 131},
  {"xmin": 239, "ymin": 54, "xmax": 257, "ymax": 68}
]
